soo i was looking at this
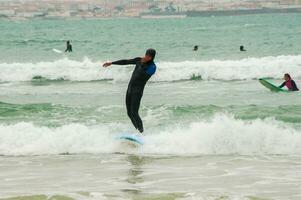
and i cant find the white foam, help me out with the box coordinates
[0,123,117,155]
[0,55,301,82]
[0,115,300,156]
[0,57,129,82]
[155,55,301,81]
[144,115,301,155]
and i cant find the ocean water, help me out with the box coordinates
[1,14,301,200]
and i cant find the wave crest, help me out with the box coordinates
[0,114,300,156]
[0,55,301,82]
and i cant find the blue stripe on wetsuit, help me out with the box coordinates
[145,63,156,76]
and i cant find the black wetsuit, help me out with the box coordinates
[112,57,156,133]
[65,44,72,52]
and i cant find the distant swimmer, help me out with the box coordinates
[279,73,299,91]
[193,45,198,51]
[102,49,157,133]
[240,45,246,52]
[65,41,72,52]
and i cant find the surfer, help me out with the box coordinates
[193,45,198,51]
[240,45,246,52]
[102,49,157,133]
[279,73,299,91]
[65,41,72,52]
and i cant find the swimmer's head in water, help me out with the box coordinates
[284,73,291,81]
[144,48,156,62]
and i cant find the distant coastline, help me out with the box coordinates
[1,0,301,20]
[140,14,187,19]
[185,8,301,17]
[1,8,301,20]
[139,8,301,19]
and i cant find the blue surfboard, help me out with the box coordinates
[117,133,144,145]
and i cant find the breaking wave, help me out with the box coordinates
[0,55,301,82]
[0,114,300,156]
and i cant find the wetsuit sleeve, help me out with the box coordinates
[279,82,285,88]
[291,80,298,90]
[112,57,140,65]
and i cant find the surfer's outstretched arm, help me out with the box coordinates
[279,82,285,88]
[103,58,140,67]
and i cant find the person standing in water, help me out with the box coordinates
[65,41,72,52]
[240,45,246,52]
[102,49,157,133]
[279,73,299,91]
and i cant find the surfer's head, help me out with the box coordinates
[143,48,156,63]
[284,73,291,81]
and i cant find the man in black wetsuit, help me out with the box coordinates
[102,49,157,133]
[65,41,72,52]
[240,45,246,52]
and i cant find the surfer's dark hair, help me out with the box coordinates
[145,48,156,60]
[285,73,291,79]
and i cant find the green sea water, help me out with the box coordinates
[1,14,301,199]
[0,13,300,62]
